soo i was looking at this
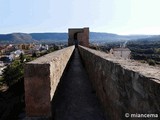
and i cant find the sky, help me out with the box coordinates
[0,0,160,35]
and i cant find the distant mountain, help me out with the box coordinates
[0,32,157,43]
[132,35,160,42]
[127,35,160,45]
[90,33,155,42]
[90,32,120,42]
[0,33,68,43]
[30,33,68,41]
[0,33,36,43]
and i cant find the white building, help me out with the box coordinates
[0,61,4,67]
[0,66,6,76]
[110,48,131,59]
[10,50,24,58]
[14,50,24,57]
[33,44,48,51]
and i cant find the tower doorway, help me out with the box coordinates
[74,32,79,47]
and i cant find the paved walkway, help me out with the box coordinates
[52,48,107,120]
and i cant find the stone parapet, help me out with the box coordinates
[24,46,75,118]
[79,45,160,120]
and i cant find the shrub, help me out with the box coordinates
[2,60,24,86]
[147,59,156,66]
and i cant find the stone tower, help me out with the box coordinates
[68,27,89,47]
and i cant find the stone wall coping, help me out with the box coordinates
[24,45,75,117]
[27,46,75,64]
[79,46,160,82]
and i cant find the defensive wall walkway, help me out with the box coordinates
[51,48,106,120]
[24,45,160,120]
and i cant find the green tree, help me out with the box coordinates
[32,52,37,57]
[2,60,24,86]
[20,53,25,63]
[155,48,160,54]
[147,59,156,66]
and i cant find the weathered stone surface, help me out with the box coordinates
[24,46,75,118]
[79,46,160,120]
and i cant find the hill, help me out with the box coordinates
[0,33,68,43]
[0,32,156,43]
[0,33,36,43]
[30,33,68,41]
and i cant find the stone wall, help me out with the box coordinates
[79,46,160,120]
[24,46,75,118]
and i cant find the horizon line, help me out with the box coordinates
[0,31,160,36]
